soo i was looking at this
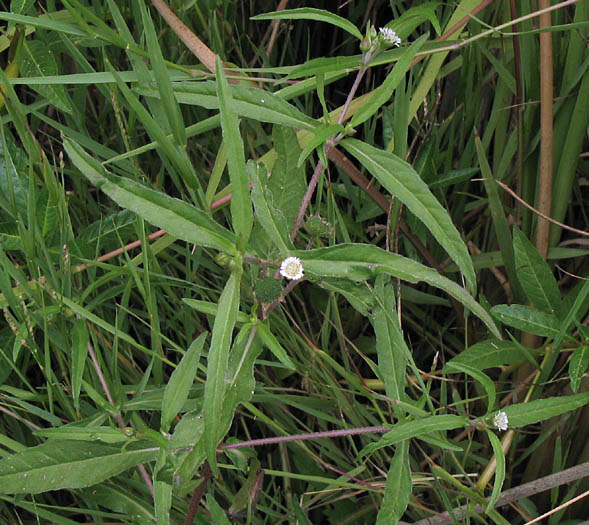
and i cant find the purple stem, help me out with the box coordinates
[221,425,389,450]
[289,66,367,242]
[87,340,154,497]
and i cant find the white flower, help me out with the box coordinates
[280,257,304,280]
[379,27,402,47]
[493,411,509,431]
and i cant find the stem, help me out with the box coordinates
[535,0,554,258]
[221,425,389,450]
[87,341,154,497]
[289,66,367,242]
[183,461,212,525]
[411,461,589,525]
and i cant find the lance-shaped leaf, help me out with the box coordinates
[0,440,158,494]
[341,138,476,295]
[359,414,469,458]
[503,392,589,428]
[146,81,317,130]
[248,160,292,253]
[295,244,499,337]
[161,333,207,432]
[376,441,411,525]
[203,268,242,475]
[491,304,560,337]
[216,55,253,242]
[251,8,363,41]
[513,228,562,317]
[373,278,406,413]
[64,137,237,254]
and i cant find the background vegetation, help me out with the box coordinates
[0,0,587,523]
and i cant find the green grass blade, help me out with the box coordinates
[446,362,496,415]
[373,279,406,413]
[475,136,525,302]
[71,318,89,412]
[138,0,186,146]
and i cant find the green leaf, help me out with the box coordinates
[350,34,427,128]
[71,318,89,411]
[0,440,158,494]
[182,298,250,324]
[256,322,295,370]
[491,304,560,337]
[376,441,411,525]
[138,0,185,146]
[251,8,363,41]
[318,278,375,316]
[555,278,589,350]
[219,325,263,443]
[160,81,317,130]
[513,228,562,316]
[286,56,360,80]
[20,40,73,113]
[207,493,232,524]
[385,3,442,38]
[248,160,292,253]
[428,167,479,189]
[108,66,202,197]
[476,137,524,303]
[33,426,131,444]
[373,279,407,411]
[444,339,533,370]
[569,346,589,393]
[446,362,496,415]
[485,430,505,512]
[297,123,344,168]
[296,244,499,337]
[204,268,241,474]
[36,189,57,241]
[216,55,253,243]
[269,126,308,230]
[161,333,207,432]
[341,139,476,295]
[359,415,469,458]
[154,481,172,525]
[227,458,262,516]
[63,137,237,254]
[169,410,204,454]
[504,392,589,428]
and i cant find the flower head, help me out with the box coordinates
[280,256,304,280]
[379,27,402,47]
[493,411,509,431]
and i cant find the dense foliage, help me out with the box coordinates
[0,1,587,523]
